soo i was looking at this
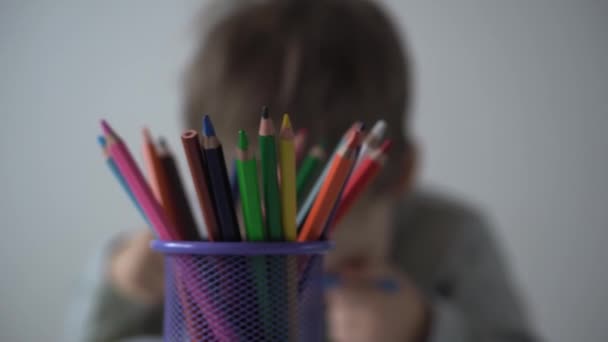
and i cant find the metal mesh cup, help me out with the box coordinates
[151,241,332,342]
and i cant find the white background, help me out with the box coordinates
[1,1,607,341]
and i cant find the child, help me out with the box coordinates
[70,1,538,341]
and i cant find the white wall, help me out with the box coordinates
[0,1,606,341]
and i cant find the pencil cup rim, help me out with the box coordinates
[150,240,333,255]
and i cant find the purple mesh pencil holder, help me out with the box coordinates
[151,240,332,342]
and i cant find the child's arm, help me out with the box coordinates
[66,231,163,342]
[391,194,540,342]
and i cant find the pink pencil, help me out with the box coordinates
[294,128,309,163]
[101,120,175,240]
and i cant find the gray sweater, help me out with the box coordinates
[67,190,539,341]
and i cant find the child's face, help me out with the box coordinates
[325,194,393,272]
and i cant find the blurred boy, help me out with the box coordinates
[70,1,538,341]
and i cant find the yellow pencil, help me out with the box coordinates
[279,113,297,241]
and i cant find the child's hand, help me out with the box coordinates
[326,261,429,342]
[109,230,164,304]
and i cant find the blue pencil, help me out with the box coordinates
[97,136,149,224]
[201,115,241,241]
[229,160,240,204]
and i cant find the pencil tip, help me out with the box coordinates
[158,137,168,148]
[380,139,393,153]
[142,127,152,142]
[345,131,362,150]
[100,119,114,136]
[261,106,269,118]
[371,120,387,137]
[358,121,366,132]
[202,115,216,136]
[281,113,292,130]
[97,135,106,147]
[237,130,249,150]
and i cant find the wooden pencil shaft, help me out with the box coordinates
[204,146,241,241]
[259,134,283,241]
[236,156,266,241]
[331,160,381,232]
[181,131,221,241]
[105,135,175,240]
[158,153,200,241]
[297,154,354,241]
[296,155,321,198]
[279,137,297,241]
[297,133,360,241]
[142,129,163,203]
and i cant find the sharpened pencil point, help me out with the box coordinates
[371,120,387,137]
[100,120,114,136]
[142,127,155,146]
[261,106,269,118]
[202,115,216,136]
[380,139,393,153]
[345,131,362,150]
[281,113,292,130]
[237,130,249,150]
[358,121,366,132]
[158,137,168,148]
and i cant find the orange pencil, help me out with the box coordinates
[142,128,163,203]
[329,140,393,233]
[297,131,361,242]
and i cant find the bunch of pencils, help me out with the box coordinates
[97,107,392,245]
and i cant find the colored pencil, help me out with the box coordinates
[296,122,364,229]
[294,127,309,164]
[355,120,386,168]
[297,131,361,242]
[234,130,273,336]
[101,120,175,240]
[142,128,163,203]
[235,130,266,241]
[279,115,299,340]
[296,144,325,200]
[97,136,148,224]
[259,106,283,241]
[181,130,221,241]
[156,138,200,241]
[229,160,240,204]
[201,115,241,241]
[141,131,209,337]
[279,114,297,241]
[319,141,362,241]
[330,140,393,234]
[157,138,211,337]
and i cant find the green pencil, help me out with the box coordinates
[235,133,273,337]
[296,144,326,201]
[258,106,283,241]
[235,130,266,241]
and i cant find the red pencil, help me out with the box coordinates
[329,140,393,234]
